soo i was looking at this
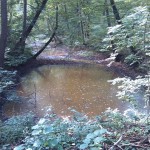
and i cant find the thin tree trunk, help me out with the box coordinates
[64,4,70,30]
[12,0,48,52]
[109,0,121,52]
[0,0,8,68]
[110,0,121,24]
[21,0,27,52]
[76,3,81,38]
[105,0,111,27]
[85,0,90,39]
[77,2,85,44]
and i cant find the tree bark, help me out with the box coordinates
[0,0,8,68]
[31,5,59,59]
[12,0,48,52]
[110,0,122,24]
[64,4,70,30]
[109,0,121,52]
[77,2,85,44]
[21,0,27,52]
[105,0,111,27]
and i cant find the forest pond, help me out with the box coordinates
[4,64,129,117]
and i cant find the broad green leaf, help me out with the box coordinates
[43,126,53,134]
[57,144,63,150]
[83,138,91,144]
[94,137,104,144]
[90,147,100,150]
[32,125,39,130]
[86,133,96,139]
[79,143,88,149]
[94,129,108,136]
[38,118,46,124]
[14,145,25,150]
[32,129,42,135]
[33,140,42,147]
[50,139,58,148]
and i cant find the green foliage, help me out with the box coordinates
[103,6,150,67]
[109,75,150,109]
[80,128,108,150]
[0,113,34,146]
[124,54,142,66]
[0,69,21,102]
[14,111,110,150]
[13,108,150,150]
[0,69,17,93]
[5,49,32,67]
[102,108,127,130]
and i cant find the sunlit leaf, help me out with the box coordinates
[94,137,104,144]
[33,140,42,147]
[79,143,88,149]
[14,145,25,150]
[32,129,42,135]
[86,133,96,139]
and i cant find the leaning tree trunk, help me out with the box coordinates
[0,0,8,68]
[30,5,59,59]
[12,0,48,52]
[110,0,122,24]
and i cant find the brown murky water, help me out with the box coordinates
[4,64,129,117]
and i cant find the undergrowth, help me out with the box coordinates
[0,108,149,150]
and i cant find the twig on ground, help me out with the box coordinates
[122,143,147,149]
[109,135,123,150]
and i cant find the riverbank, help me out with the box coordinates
[17,44,143,79]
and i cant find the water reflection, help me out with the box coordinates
[4,65,129,117]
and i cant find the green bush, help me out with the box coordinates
[14,108,150,150]
[0,113,34,146]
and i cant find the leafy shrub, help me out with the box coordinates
[14,110,111,150]
[103,6,150,68]
[5,48,32,67]
[0,69,17,94]
[109,75,150,111]
[0,113,34,147]
[13,108,150,150]
[0,69,21,102]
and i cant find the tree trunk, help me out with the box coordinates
[31,5,59,59]
[12,0,48,52]
[105,0,111,27]
[109,0,121,53]
[109,0,121,24]
[64,4,70,30]
[0,0,8,68]
[21,0,27,52]
[77,2,85,44]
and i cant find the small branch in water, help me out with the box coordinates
[49,91,51,100]
[34,84,37,108]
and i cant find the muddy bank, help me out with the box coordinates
[17,52,142,79]
[16,42,145,78]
